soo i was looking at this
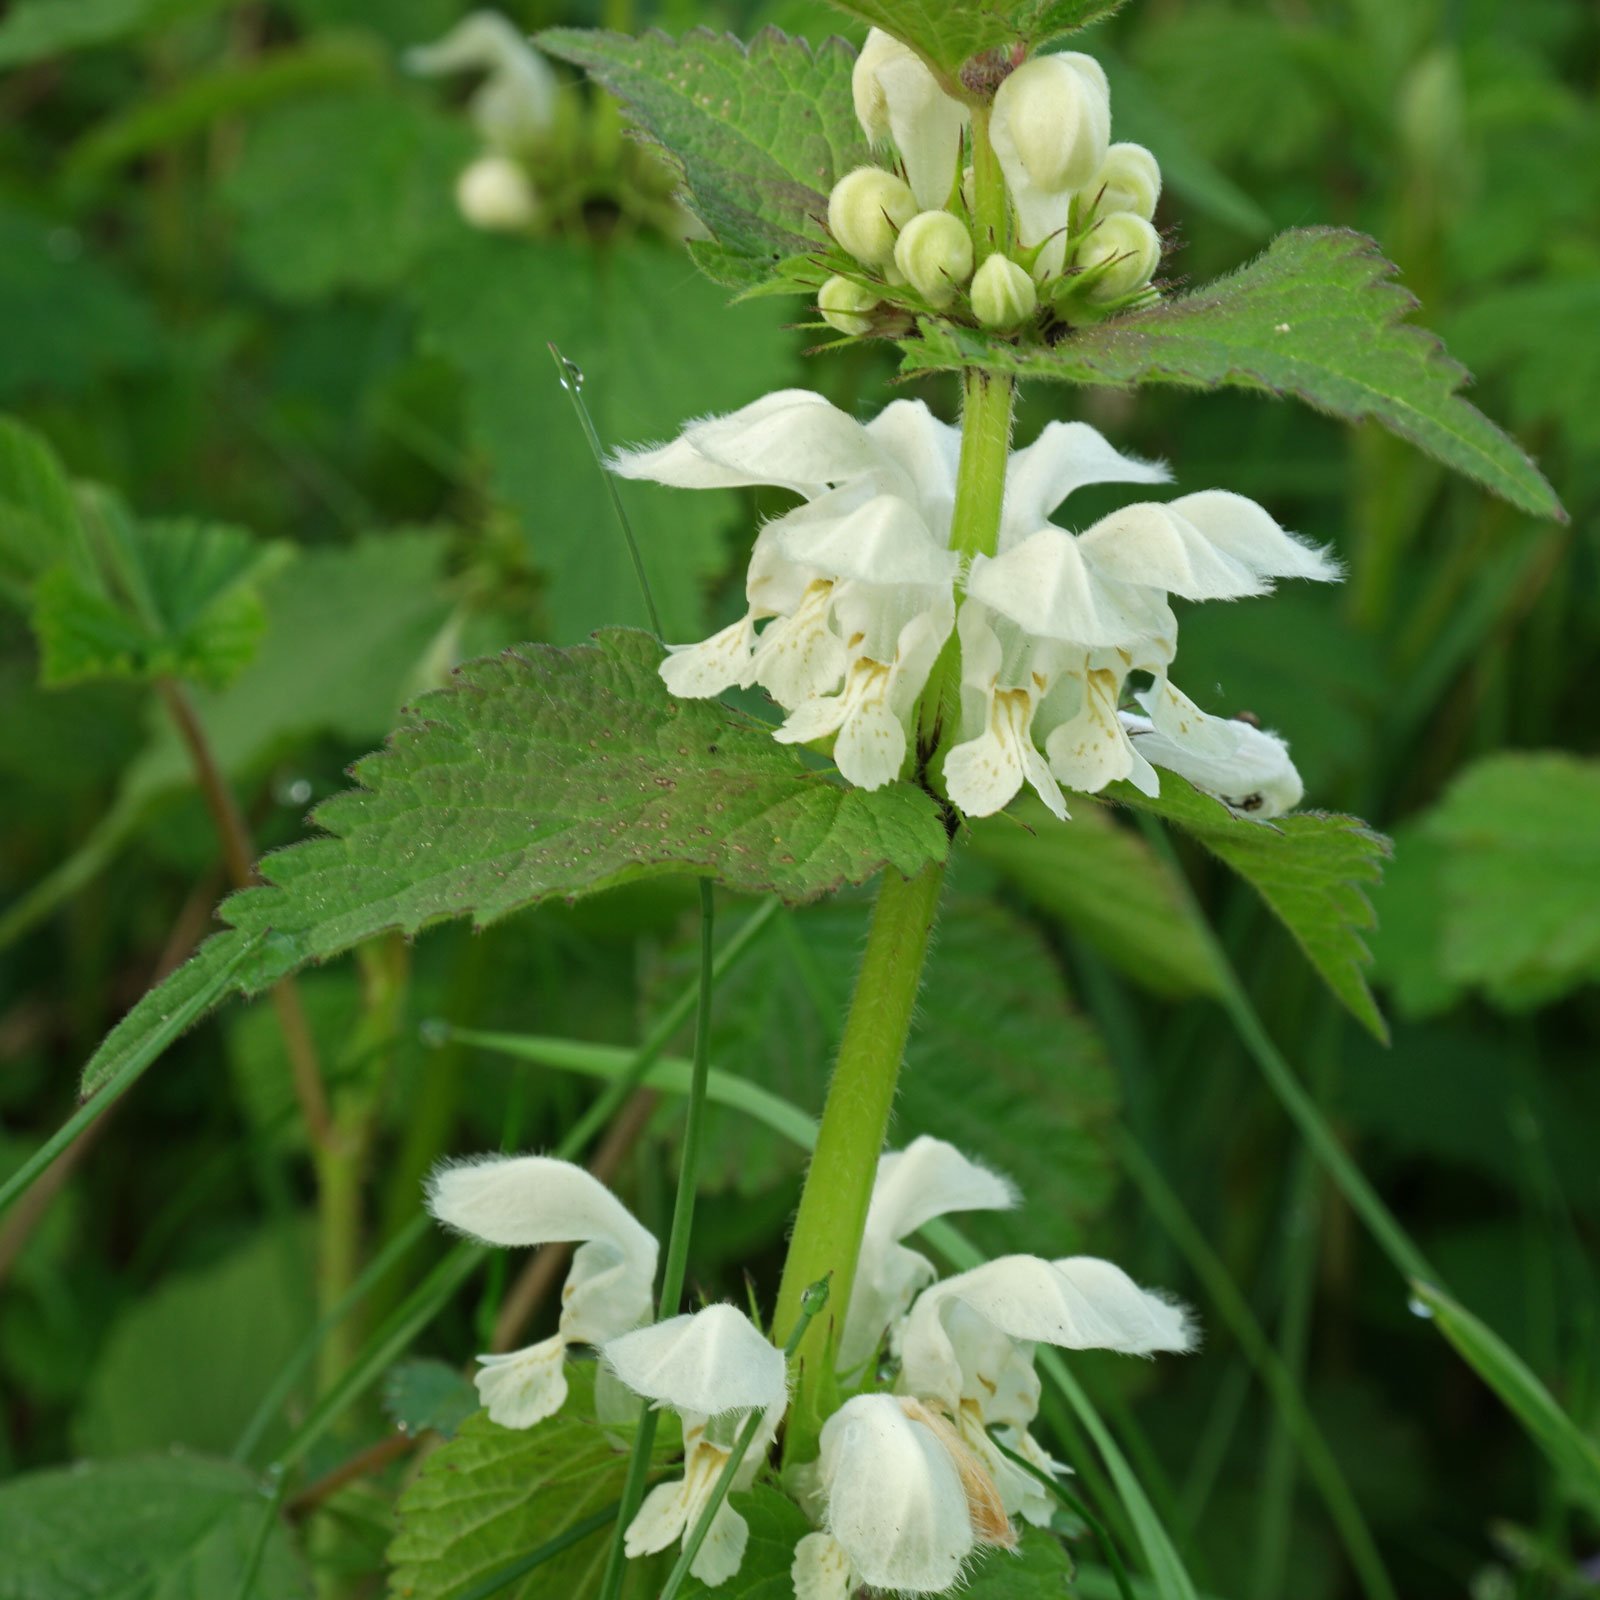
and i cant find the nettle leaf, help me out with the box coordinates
[388,1366,669,1600]
[538,28,868,284]
[902,228,1565,521]
[1098,777,1391,1041]
[0,416,89,604]
[818,0,1127,84]
[970,797,1222,997]
[1412,753,1600,1009]
[0,1454,307,1599]
[80,629,947,1096]
[383,1359,479,1442]
[965,1526,1079,1592]
[33,512,290,689]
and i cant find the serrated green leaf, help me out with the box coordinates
[901,228,1565,521]
[816,0,1127,84]
[33,515,289,689]
[0,205,160,399]
[537,28,868,274]
[387,1366,664,1600]
[1097,777,1391,1040]
[1413,752,1600,1009]
[0,1454,308,1599]
[224,89,474,302]
[1409,1280,1600,1510]
[409,232,792,640]
[80,629,946,1096]
[0,415,89,603]
[383,1358,479,1442]
[970,797,1222,997]
[964,1526,1079,1592]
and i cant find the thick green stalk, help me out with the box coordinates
[772,861,946,1461]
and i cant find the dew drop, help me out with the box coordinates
[419,1018,450,1049]
[1406,1293,1434,1319]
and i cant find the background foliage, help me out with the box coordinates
[1,1,1596,1597]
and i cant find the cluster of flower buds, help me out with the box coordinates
[427,1139,1192,1596]
[818,30,1166,338]
[617,391,1336,823]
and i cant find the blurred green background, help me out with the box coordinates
[1,1,1596,1596]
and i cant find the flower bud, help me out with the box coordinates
[853,29,969,210]
[1087,142,1162,220]
[818,275,881,336]
[1077,212,1162,302]
[990,52,1111,278]
[892,210,974,309]
[828,166,919,269]
[992,53,1111,195]
[455,154,538,231]
[970,253,1038,329]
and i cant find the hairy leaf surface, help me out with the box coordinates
[539,28,868,281]
[80,629,947,1095]
[902,229,1564,520]
[1100,777,1391,1040]
[817,0,1127,83]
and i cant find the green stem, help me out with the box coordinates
[772,861,946,1462]
[597,881,717,1600]
[968,102,1010,262]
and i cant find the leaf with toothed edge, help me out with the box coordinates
[816,0,1130,85]
[901,229,1565,522]
[78,628,948,1097]
[1094,775,1392,1042]
[537,27,869,285]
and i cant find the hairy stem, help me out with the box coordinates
[772,860,946,1462]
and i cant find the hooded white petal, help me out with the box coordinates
[1001,421,1170,543]
[1168,490,1341,584]
[838,1138,1018,1373]
[817,1395,977,1593]
[472,1335,567,1429]
[967,528,1177,649]
[1075,501,1269,601]
[612,391,879,498]
[426,1155,658,1348]
[900,1253,1195,1414]
[1126,680,1305,817]
[853,29,969,209]
[864,399,963,533]
[604,1304,787,1419]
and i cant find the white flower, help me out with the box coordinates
[894,1253,1193,1523]
[1122,678,1306,817]
[944,463,1340,818]
[852,29,969,210]
[1085,142,1162,221]
[426,1155,657,1428]
[991,53,1112,278]
[615,392,964,789]
[838,1136,1018,1375]
[801,1393,1015,1596]
[606,1304,788,1588]
[407,12,558,154]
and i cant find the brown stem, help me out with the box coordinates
[287,1433,416,1517]
[157,678,334,1149]
[489,1087,660,1353]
